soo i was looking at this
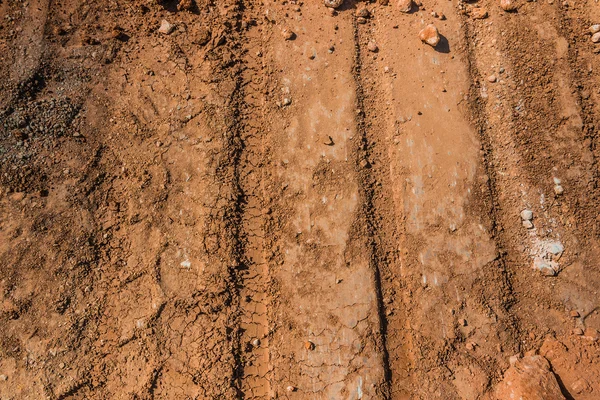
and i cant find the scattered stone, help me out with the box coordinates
[534,258,557,276]
[0,375,6,381]
[59,362,66,369]
[282,28,295,40]
[546,241,564,257]
[590,24,600,34]
[324,0,344,8]
[459,318,467,326]
[471,7,488,19]
[592,32,600,43]
[380,0,390,4]
[520,209,533,221]
[282,97,292,106]
[522,220,534,229]
[437,12,446,20]
[500,0,518,11]
[419,24,440,47]
[158,20,174,35]
[328,45,335,53]
[572,328,583,335]
[252,338,261,347]
[496,356,565,400]
[356,7,371,18]
[357,17,368,24]
[286,385,296,392]
[177,0,194,11]
[367,40,379,52]
[304,341,315,350]
[554,185,564,194]
[569,310,580,318]
[487,74,497,83]
[397,0,414,13]
[466,342,475,350]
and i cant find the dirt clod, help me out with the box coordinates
[471,7,489,19]
[496,356,565,400]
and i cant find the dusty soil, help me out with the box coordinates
[1,0,600,398]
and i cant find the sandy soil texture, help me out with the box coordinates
[1,0,599,399]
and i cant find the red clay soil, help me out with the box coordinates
[0,0,599,399]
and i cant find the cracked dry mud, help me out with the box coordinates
[1,0,600,399]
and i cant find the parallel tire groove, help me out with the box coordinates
[351,18,393,400]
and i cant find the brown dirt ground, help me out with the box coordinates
[1,0,599,399]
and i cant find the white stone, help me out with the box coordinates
[520,209,533,221]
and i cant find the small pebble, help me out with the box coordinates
[522,220,534,229]
[570,310,580,318]
[286,385,296,392]
[252,338,261,347]
[356,7,371,18]
[487,74,497,83]
[592,32,600,43]
[471,7,488,19]
[520,209,533,221]
[466,342,475,350]
[590,24,600,34]
[397,0,414,13]
[367,40,379,52]
[0,375,6,381]
[324,0,344,8]
[500,0,517,11]
[554,185,564,195]
[419,24,440,47]
[459,318,467,326]
[304,341,315,350]
[572,328,584,335]
[282,28,295,40]
[357,17,367,24]
[282,98,292,106]
[158,20,174,35]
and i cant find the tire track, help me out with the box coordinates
[556,4,600,235]
[258,4,388,397]
[359,2,521,397]
[460,0,600,380]
[235,1,273,397]
[352,13,401,400]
